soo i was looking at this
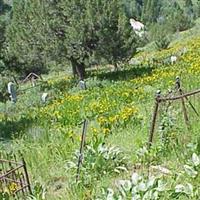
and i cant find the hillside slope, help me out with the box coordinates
[1,28,200,199]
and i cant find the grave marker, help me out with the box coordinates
[79,80,87,90]
[41,92,48,103]
[7,82,17,103]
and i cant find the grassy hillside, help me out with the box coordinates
[1,28,200,199]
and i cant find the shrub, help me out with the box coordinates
[155,35,170,50]
[0,75,9,103]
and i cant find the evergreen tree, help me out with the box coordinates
[0,0,11,71]
[53,0,137,79]
[123,0,143,19]
[185,0,194,18]
[96,5,137,70]
[142,0,161,23]
[5,0,57,74]
[198,0,200,16]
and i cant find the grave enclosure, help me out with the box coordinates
[0,154,32,199]
[148,77,200,149]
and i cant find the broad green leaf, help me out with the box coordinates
[184,165,198,178]
[192,153,200,167]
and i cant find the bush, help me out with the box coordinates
[0,75,9,103]
[175,14,194,32]
[150,24,171,50]
[39,76,75,94]
[0,60,6,71]
[155,35,171,50]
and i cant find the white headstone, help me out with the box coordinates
[170,56,177,65]
[7,82,17,103]
[79,80,86,90]
[41,92,48,103]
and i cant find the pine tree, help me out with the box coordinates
[5,0,137,78]
[53,0,137,79]
[5,0,57,74]
[96,2,137,70]
[142,0,161,23]
[185,0,194,18]
[0,0,11,70]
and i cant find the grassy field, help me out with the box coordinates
[1,30,200,199]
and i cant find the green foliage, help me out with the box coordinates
[0,74,9,103]
[96,6,137,68]
[66,138,128,186]
[0,192,10,200]
[27,182,46,200]
[2,0,199,76]
[39,76,75,94]
[5,0,137,78]
[5,0,58,74]
[185,0,194,18]
[52,0,137,78]
[122,0,143,20]
[142,0,162,23]
[155,36,170,51]
[0,0,11,73]
[150,24,171,50]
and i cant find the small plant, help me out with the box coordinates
[27,182,47,200]
[103,172,168,200]
[155,36,170,51]
[66,138,128,185]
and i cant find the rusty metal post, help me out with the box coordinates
[76,119,88,182]
[176,77,189,127]
[184,94,200,117]
[21,157,32,195]
[148,90,161,150]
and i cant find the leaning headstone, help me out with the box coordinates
[79,80,87,90]
[41,92,48,103]
[7,82,17,103]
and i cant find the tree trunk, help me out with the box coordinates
[114,63,118,71]
[76,62,85,80]
[71,58,78,78]
[71,58,86,80]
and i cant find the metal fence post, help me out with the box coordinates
[76,119,88,182]
[176,77,189,127]
[148,90,161,150]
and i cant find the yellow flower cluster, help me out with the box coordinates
[120,106,138,121]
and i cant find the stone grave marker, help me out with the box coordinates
[41,92,48,103]
[79,80,87,90]
[7,82,17,103]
